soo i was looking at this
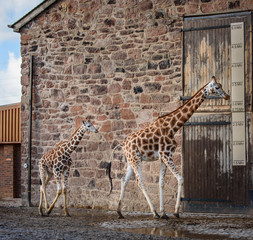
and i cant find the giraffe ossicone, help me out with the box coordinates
[110,76,230,219]
[38,118,98,216]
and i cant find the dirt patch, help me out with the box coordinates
[0,206,253,239]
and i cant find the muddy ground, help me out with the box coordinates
[1,205,253,240]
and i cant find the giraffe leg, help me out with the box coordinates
[117,164,133,219]
[133,163,160,219]
[38,169,53,216]
[43,172,53,210]
[174,174,184,218]
[62,171,70,217]
[159,161,169,219]
[38,170,46,216]
[162,153,183,218]
[46,178,62,216]
[62,188,70,217]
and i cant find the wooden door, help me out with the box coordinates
[182,12,252,212]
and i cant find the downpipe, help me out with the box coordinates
[27,55,33,207]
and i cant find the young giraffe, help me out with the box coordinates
[111,76,230,219]
[38,118,98,216]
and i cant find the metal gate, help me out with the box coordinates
[182,12,252,212]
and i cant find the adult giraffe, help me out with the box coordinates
[110,76,230,219]
[38,118,98,216]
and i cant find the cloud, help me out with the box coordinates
[0,0,43,105]
[0,52,21,105]
[0,0,42,42]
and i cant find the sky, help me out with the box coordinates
[0,0,43,106]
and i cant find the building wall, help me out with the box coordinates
[19,0,252,212]
[0,145,14,198]
[0,144,21,198]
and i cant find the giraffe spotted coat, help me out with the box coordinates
[38,119,98,216]
[112,76,230,219]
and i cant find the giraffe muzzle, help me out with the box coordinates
[223,94,230,100]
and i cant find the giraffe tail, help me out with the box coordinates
[107,144,123,195]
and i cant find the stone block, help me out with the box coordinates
[144,82,161,93]
[88,64,102,74]
[111,51,127,60]
[139,0,153,11]
[112,94,124,105]
[112,120,124,131]
[100,121,112,133]
[120,109,135,120]
[73,64,87,75]
[90,85,108,96]
[87,142,99,152]
[76,95,90,103]
[109,83,121,93]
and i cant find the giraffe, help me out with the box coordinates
[38,118,98,216]
[110,76,230,219]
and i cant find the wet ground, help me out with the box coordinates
[1,204,253,239]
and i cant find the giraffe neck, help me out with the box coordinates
[65,125,87,155]
[159,85,207,134]
[176,88,206,125]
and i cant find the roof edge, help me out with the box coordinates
[8,0,58,33]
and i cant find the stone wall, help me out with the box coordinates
[19,0,252,213]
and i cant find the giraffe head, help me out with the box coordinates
[82,118,98,133]
[204,76,230,100]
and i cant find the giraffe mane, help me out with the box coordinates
[67,126,81,141]
[156,82,208,120]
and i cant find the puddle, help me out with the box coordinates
[100,218,231,239]
[116,227,229,239]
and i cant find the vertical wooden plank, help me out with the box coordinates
[13,108,16,142]
[3,109,5,142]
[18,106,20,142]
[0,104,21,143]
[10,108,13,142]
[0,110,2,142]
[183,13,251,211]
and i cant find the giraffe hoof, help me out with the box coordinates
[161,214,169,220]
[153,211,160,219]
[65,213,71,217]
[117,210,124,219]
[46,210,51,216]
[173,213,180,218]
